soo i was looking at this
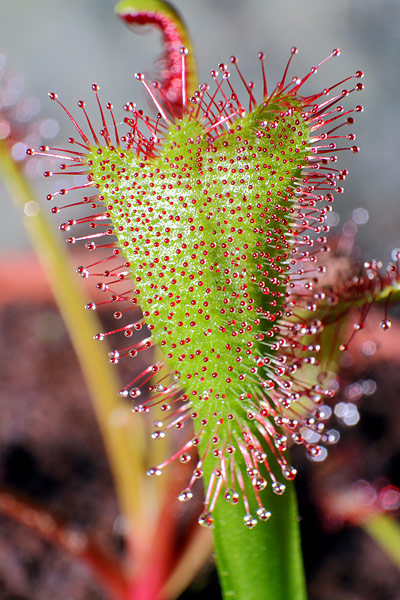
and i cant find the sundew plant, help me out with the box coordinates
[7,0,398,599]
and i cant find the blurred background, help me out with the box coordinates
[0,1,400,599]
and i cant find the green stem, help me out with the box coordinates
[204,452,306,600]
[362,514,400,571]
[0,141,146,534]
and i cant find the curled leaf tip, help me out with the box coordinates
[115,0,198,116]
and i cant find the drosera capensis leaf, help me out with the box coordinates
[36,48,363,526]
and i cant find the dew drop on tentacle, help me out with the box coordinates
[198,511,213,528]
[178,488,193,502]
[380,319,392,331]
[147,467,162,477]
[272,482,286,496]
[243,514,258,529]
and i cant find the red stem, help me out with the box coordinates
[0,485,129,600]
[127,490,179,599]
